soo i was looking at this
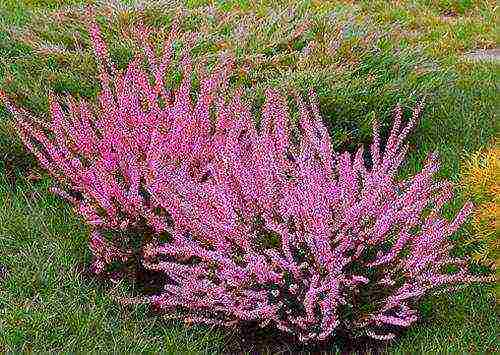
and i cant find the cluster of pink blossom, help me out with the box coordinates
[1,16,493,343]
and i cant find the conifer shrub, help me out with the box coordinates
[461,145,499,268]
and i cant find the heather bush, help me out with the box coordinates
[1,15,494,344]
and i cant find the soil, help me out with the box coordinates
[222,323,391,354]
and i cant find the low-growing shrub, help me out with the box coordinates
[461,145,499,268]
[1,14,494,344]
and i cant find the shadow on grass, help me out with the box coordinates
[222,323,396,354]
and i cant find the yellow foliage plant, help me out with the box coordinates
[461,144,499,269]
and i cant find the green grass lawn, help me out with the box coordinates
[0,0,498,353]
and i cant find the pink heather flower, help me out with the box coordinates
[88,230,132,274]
[0,12,494,344]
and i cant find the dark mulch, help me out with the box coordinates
[221,322,391,354]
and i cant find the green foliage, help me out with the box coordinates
[388,284,497,353]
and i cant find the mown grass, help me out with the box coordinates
[0,174,228,353]
[0,0,498,353]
